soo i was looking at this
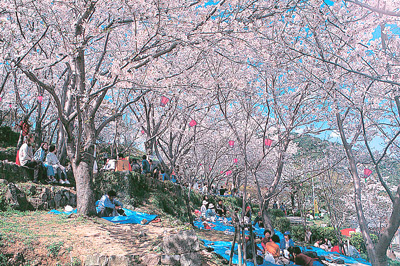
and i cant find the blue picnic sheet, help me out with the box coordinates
[202,239,296,266]
[101,208,157,224]
[49,208,157,225]
[302,246,371,265]
[194,216,283,240]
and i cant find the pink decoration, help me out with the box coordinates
[160,96,169,107]
[233,158,238,164]
[220,171,223,174]
[141,130,145,135]
[37,95,43,103]
[189,119,197,127]
[0,97,2,101]
[364,168,372,178]
[229,140,235,147]
[264,138,273,147]
[209,167,212,170]
[9,104,11,108]
[226,170,232,176]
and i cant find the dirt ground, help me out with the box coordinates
[0,210,233,265]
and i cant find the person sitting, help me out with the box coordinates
[160,170,169,181]
[265,234,281,262]
[254,211,264,228]
[201,200,208,216]
[130,159,141,173]
[244,206,251,224]
[280,231,295,252]
[215,200,227,217]
[45,145,70,184]
[103,156,117,171]
[324,238,332,249]
[261,229,272,254]
[97,190,126,217]
[19,134,43,183]
[288,246,323,266]
[314,239,329,251]
[205,203,217,221]
[34,142,55,182]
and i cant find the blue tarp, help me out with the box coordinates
[302,246,371,265]
[194,216,283,240]
[202,239,294,266]
[101,208,158,225]
[49,208,157,225]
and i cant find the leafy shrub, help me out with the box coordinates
[267,209,285,218]
[274,217,291,234]
[388,259,400,266]
[0,126,19,148]
[291,225,305,242]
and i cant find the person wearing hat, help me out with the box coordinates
[201,200,208,216]
[280,231,295,253]
[205,203,217,220]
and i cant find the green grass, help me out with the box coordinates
[46,241,64,257]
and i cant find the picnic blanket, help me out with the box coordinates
[302,246,371,265]
[202,239,295,266]
[49,208,157,225]
[194,216,283,240]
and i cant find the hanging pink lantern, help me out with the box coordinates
[220,171,223,174]
[37,95,43,103]
[9,104,12,108]
[229,140,235,147]
[160,96,169,107]
[209,167,212,170]
[141,130,145,135]
[364,168,372,178]
[226,170,232,176]
[189,119,197,127]
[264,138,273,147]
[0,97,2,101]
[233,158,238,164]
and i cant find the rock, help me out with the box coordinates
[160,254,180,265]
[180,252,202,266]
[163,230,199,255]
[0,179,8,185]
[84,254,137,266]
[140,254,160,265]
[0,161,33,182]
[54,191,62,208]
[29,185,37,196]
[6,183,34,211]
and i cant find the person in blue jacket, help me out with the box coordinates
[280,231,295,251]
[97,190,126,217]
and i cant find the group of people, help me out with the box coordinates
[18,134,70,185]
[102,154,178,182]
[259,230,323,265]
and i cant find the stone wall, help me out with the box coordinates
[4,180,77,211]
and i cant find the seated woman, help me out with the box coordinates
[97,190,126,217]
[45,145,70,184]
[205,203,217,221]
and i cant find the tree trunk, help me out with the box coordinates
[72,160,96,215]
[336,114,378,263]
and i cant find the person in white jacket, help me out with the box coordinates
[45,145,70,184]
[19,134,43,183]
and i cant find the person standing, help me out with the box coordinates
[19,134,42,183]
[141,155,150,175]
